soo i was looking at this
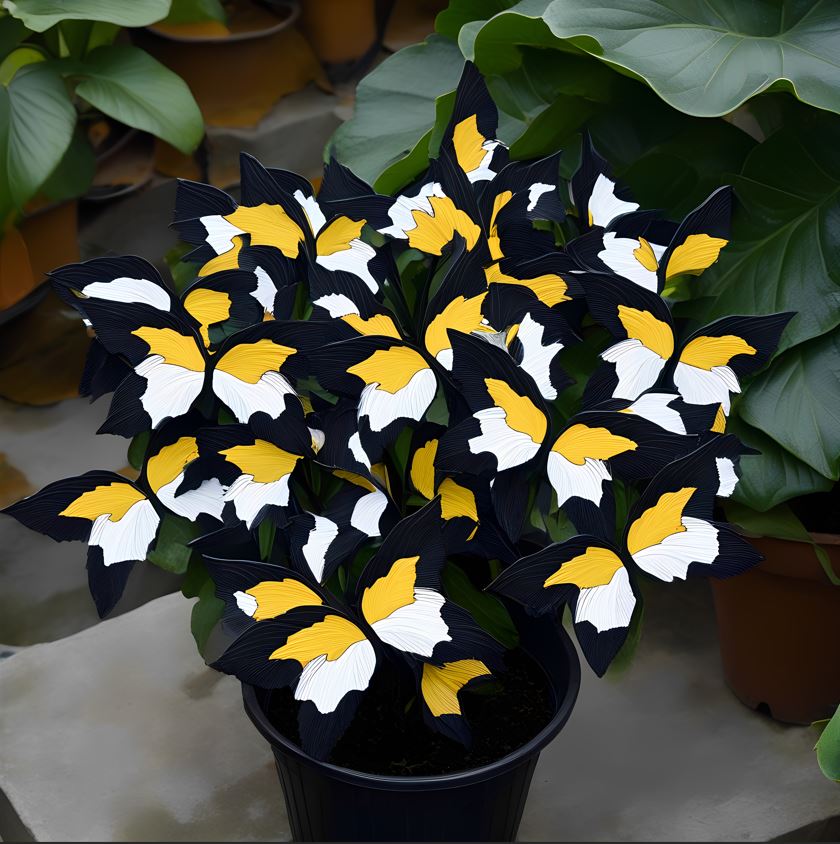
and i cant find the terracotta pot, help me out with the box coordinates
[711,533,840,724]
[0,200,79,319]
[299,0,377,64]
[135,1,325,129]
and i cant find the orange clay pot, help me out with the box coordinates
[134,0,327,177]
[298,0,378,66]
[711,533,840,724]
[0,200,79,317]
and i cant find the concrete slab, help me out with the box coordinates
[0,580,836,841]
[0,397,178,645]
[0,594,286,843]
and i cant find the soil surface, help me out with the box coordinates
[266,648,554,776]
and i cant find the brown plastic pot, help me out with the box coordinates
[711,533,840,724]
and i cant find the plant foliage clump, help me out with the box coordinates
[3,63,792,761]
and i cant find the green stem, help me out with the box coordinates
[414,255,439,336]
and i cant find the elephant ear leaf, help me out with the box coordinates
[74,45,204,155]
[0,63,75,210]
[329,35,466,193]
[538,0,840,118]
[4,0,171,32]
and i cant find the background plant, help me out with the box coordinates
[0,0,204,226]
[331,0,840,542]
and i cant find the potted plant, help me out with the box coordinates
[134,0,326,141]
[711,494,840,724]
[0,0,203,315]
[2,64,792,841]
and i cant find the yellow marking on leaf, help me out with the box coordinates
[551,424,637,465]
[422,659,490,717]
[333,469,376,492]
[60,482,146,523]
[410,439,438,500]
[626,487,696,556]
[452,114,486,174]
[214,338,296,383]
[544,546,624,589]
[132,326,205,372]
[633,237,659,272]
[145,436,198,493]
[439,477,478,535]
[407,195,481,255]
[347,345,429,393]
[712,404,727,433]
[484,378,547,444]
[361,555,420,625]
[424,293,488,357]
[617,306,674,360]
[184,287,231,348]
[225,203,305,259]
[245,579,323,621]
[220,441,302,483]
[487,190,513,260]
[485,262,571,307]
[342,313,401,338]
[679,335,756,371]
[199,235,244,276]
[316,216,366,256]
[270,614,366,666]
[665,234,728,280]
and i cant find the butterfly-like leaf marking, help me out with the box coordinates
[490,536,635,676]
[2,471,160,617]
[440,61,508,184]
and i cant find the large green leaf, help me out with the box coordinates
[191,576,223,656]
[147,512,200,574]
[164,0,226,25]
[698,112,840,352]
[0,62,75,210]
[537,0,840,118]
[329,35,464,189]
[73,45,203,154]
[443,562,519,649]
[458,0,558,73]
[4,0,171,32]
[39,128,95,201]
[434,0,516,40]
[816,705,840,782]
[739,330,840,481]
[726,416,833,511]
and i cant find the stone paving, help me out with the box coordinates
[1,579,837,842]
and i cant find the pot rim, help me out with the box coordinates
[145,0,298,43]
[734,526,840,547]
[241,623,581,790]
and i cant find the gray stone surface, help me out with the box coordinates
[0,594,287,843]
[79,179,179,273]
[1,580,837,842]
[206,84,343,186]
[0,397,178,646]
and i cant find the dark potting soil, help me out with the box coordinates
[789,488,840,534]
[265,648,553,776]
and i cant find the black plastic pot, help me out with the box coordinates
[242,612,581,842]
